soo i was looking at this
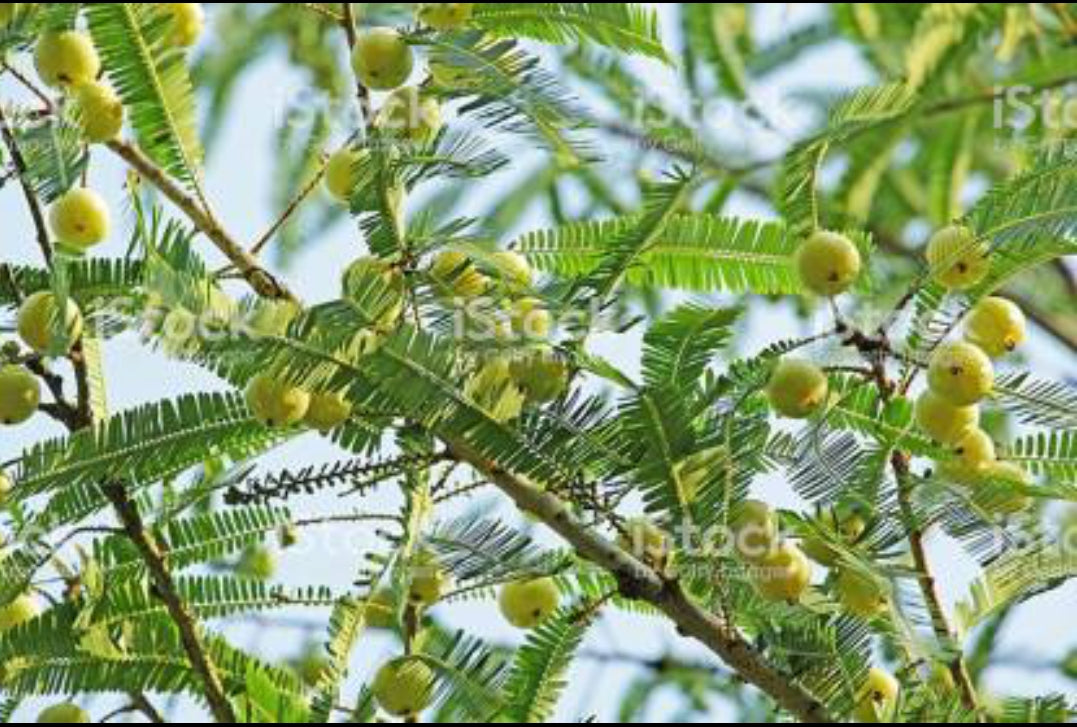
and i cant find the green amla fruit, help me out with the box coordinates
[375,87,443,144]
[952,427,997,473]
[408,550,451,607]
[795,230,862,297]
[163,3,205,47]
[364,589,397,630]
[914,389,979,445]
[731,499,780,563]
[294,647,330,688]
[509,351,569,404]
[417,3,475,30]
[324,148,367,203]
[0,594,39,632]
[34,31,100,89]
[510,298,552,341]
[801,504,867,567]
[36,703,90,724]
[490,250,533,291]
[753,542,812,603]
[964,296,1027,359]
[304,392,353,432]
[17,291,84,354]
[245,373,311,427]
[766,358,829,419]
[926,225,990,290]
[499,577,560,629]
[834,568,889,619]
[49,187,111,251]
[237,546,276,581]
[465,358,526,422]
[974,461,1033,515]
[853,668,900,723]
[672,446,727,504]
[429,251,490,299]
[927,341,994,406]
[352,28,414,91]
[0,471,12,506]
[0,366,41,426]
[371,656,435,718]
[341,256,405,327]
[73,81,124,143]
[247,299,303,338]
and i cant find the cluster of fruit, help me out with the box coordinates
[361,544,560,718]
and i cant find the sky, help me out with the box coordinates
[1,3,1074,722]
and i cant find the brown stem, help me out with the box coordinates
[448,441,833,723]
[106,139,294,301]
[0,103,53,266]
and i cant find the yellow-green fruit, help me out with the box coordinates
[914,389,979,445]
[237,546,276,581]
[499,577,560,629]
[295,648,330,688]
[964,296,1027,358]
[372,657,435,718]
[245,373,311,427]
[491,251,533,290]
[430,251,490,299]
[466,357,526,422]
[341,256,405,327]
[754,543,812,603]
[375,87,443,143]
[673,446,727,504]
[408,551,451,607]
[37,704,89,724]
[17,291,84,354]
[0,366,41,426]
[766,359,829,419]
[976,461,1033,515]
[509,352,568,404]
[73,81,124,143]
[795,230,862,297]
[352,28,414,91]
[0,594,39,632]
[163,3,205,47]
[618,517,669,564]
[49,188,111,251]
[801,506,867,567]
[952,428,997,473]
[853,668,900,723]
[0,471,12,506]
[247,299,302,338]
[364,589,396,630]
[510,298,551,341]
[417,3,475,30]
[324,148,366,203]
[835,568,889,619]
[304,392,352,432]
[34,31,100,88]
[732,499,780,563]
[927,342,994,406]
[926,225,990,290]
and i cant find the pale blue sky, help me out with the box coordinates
[1,4,1074,721]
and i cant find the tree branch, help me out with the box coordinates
[105,139,294,301]
[447,441,833,723]
[0,103,53,266]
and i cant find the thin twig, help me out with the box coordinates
[0,103,53,266]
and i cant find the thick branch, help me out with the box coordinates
[106,139,294,301]
[448,442,832,723]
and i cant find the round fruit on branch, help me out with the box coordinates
[374,87,443,144]
[324,148,366,203]
[926,225,990,290]
[303,391,353,433]
[927,341,994,406]
[352,27,414,91]
[34,31,100,88]
[245,373,311,427]
[429,250,490,300]
[765,358,829,419]
[417,3,475,30]
[731,499,780,563]
[0,365,41,426]
[17,291,84,355]
[36,703,90,724]
[49,187,111,251]
[509,351,569,404]
[834,567,889,619]
[752,542,812,603]
[800,503,867,567]
[853,668,900,723]
[372,656,435,718]
[499,577,560,629]
[163,3,205,47]
[964,296,1027,359]
[236,546,276,581]
[73,81,124,143]
[0,593,39,632]
[795,230,862,297]
[408,550,451,607]
[490,250,533,292]
[914,389,979,445]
